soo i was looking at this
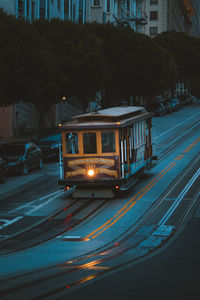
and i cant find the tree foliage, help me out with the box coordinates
[0,8,57,113]
[191,77,200,98]
[0,8,200,123]
[33,19,105,111]
[155,32,200,80]
[85,23,177,107]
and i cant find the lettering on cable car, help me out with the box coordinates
[68,158,115,166]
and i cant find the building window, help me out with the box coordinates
[93,0,100,6]
[149,27,158,36]
[150,11,158,20]
[150,0,158,4]
[40,8,45,19]
[47,0,50,19]
[64,0,69,19]
[18,0,25,17]
[107,0,110,12]
[57,0,61,10]
[31,1,35,20]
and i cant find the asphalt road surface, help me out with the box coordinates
[68,203,200,300]
[0,102,199,300]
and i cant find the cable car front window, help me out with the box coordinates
[83,133,97,154]
[101,131,115,153]
[65,132,79,154]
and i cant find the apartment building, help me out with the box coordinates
[142,0,196,98]
[143,0,195,37]
[0,0,40,20]
[87,0,146,31]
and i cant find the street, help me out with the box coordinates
[0,101,199,299]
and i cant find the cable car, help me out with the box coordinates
[58,106,155,198]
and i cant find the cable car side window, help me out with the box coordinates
[83,133,97,154]
[101,132,115,153]
[65,132,79,154]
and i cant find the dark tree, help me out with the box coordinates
[155,32,200,80]
[86,23,177,108]
[0,8,58,125]
[33,19,105,112]
[191,77,200,98]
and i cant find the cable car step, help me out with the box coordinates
[120,178,138,191]
[72,188,114,199]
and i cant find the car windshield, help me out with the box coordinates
[1,144,25,156]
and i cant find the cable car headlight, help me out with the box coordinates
[87,169,95,177]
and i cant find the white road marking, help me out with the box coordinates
[154,111,200,140]
[26,191,64,215]
[158,168,200,226]
[9,190,63,215]
[0,190,64,230]
[140,235,164,248]
[0,216,23,230]
[62,236,81,239]
[152,225,174,237]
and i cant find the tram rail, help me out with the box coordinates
[0,151,199,299]
[0,199,109,256]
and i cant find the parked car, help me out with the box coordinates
[186,94,194,105]
[179,94,188,106]
[0,156,7,183]
[34,130,62,160]
[0,142,43,175]
[163,100,173,113]
[167,98,181,111]
[146,102,166,116]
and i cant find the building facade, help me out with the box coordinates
[0,0,40,20]
[0,1,146,27]
[143,0,195,37]
[87,0,146,32]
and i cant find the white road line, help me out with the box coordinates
[62,236,81,239]
[9,190,63,214]
[0,190,65,230]
[154,111,200,140]
[158,168,200,226]
[26,192,64,215]
[0,216,23,230]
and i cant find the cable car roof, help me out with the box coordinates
[60,106,153,130]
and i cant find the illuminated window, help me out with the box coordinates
[83,133,97,154]
[65,132,79,154]
[101,132,115,153]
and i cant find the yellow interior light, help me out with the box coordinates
[88,169,94,176]
[59,123,62,127]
